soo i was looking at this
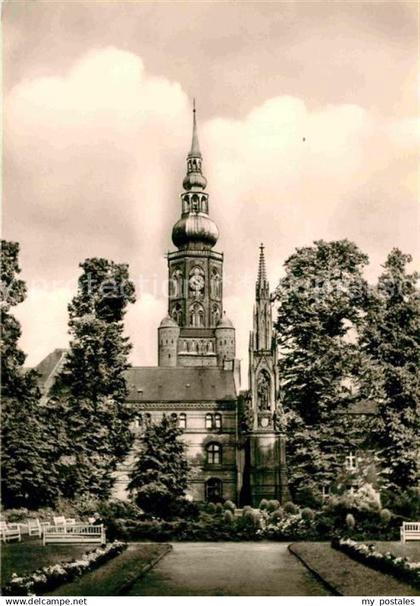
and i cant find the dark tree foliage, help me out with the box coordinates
[273,240,372,495]
[128,415,190,518]
[361,249,420,489]
[1,240,59,507]
[50,258,136,498]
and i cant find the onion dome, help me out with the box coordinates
[159,316,179,328]
[216,313,235,329]
[172,213,219,250]
[183,171,207,191]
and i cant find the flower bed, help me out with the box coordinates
[332,538,420,589]
[2,541,127,596]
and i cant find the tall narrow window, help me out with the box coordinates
[189,302,204,327]
[214,413,222,429]
[206,443,222,465]
[179,413,187,429]
[171,303,183,325]
[205,413,213,429]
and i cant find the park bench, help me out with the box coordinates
[27,518,42,537]
[400,521,420,543]
[0,521,21,542]
[43,523,106,545]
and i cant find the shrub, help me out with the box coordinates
[346,513,355,529]
[98,499,143,521]
[3,508,29,522]
[215,503,224,514]
[301,507,315,522]
[353,484,381,513]
[382,487,420,520]
[207,502,217,514]
[269,508,284,523]
[73,495,102,518]
[380,508,392,524]
[242,505,252,514]
[223,510,234,524]
[223,500,235,512]
[243,509,261,528]
[294,485,323,509]
[284,502,298,515]
[259,499,269,510]
[267,500,280,512]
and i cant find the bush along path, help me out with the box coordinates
[332,538,420,589]
[289,542,420,596]
[46,543,172,596]
[2,541,127,596]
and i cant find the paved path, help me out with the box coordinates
[128,542,332,596]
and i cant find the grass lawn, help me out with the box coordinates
[46,543,171,596]
[289,542,420,596]
[1,539,93,587]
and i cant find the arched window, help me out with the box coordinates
[191,194,199,212]
[206,443,222,465]
[171,303,183,325]
[170,413,178,425]
[214,413,222,429]
[257,369,271,411]
[210,267,221,299]
[205,413,213,429]
[189,302,204,327]
[170,268,183,298]
[145,413,152,427]
[179,413,187,429]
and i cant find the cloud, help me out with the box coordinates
[4,47,418,382]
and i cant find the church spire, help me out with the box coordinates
[257,243,267,286]
[256,243,269,299]
[189,98,202,159]
[252,243,273,351]
[183,101,207,192]
[172,101,218,250]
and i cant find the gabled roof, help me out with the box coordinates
[126,366,237,402]
[35,348,67,389]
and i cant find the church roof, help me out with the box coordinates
[126,366,237,402]
[34,348,67,389]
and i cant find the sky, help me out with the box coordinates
[3,0,419,383]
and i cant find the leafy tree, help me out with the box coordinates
[1,240,59,507]
[273,240,371,495]
[128,415,190,518]
[50,258,136,498]
[361,249,420,489]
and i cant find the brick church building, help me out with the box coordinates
[36,107,289,506]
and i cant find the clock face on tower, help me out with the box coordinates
[189,267,205,297]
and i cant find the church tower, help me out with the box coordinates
[247,244,288,505]
[158,103,236,368]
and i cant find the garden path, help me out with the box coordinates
[128,541,332,596]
